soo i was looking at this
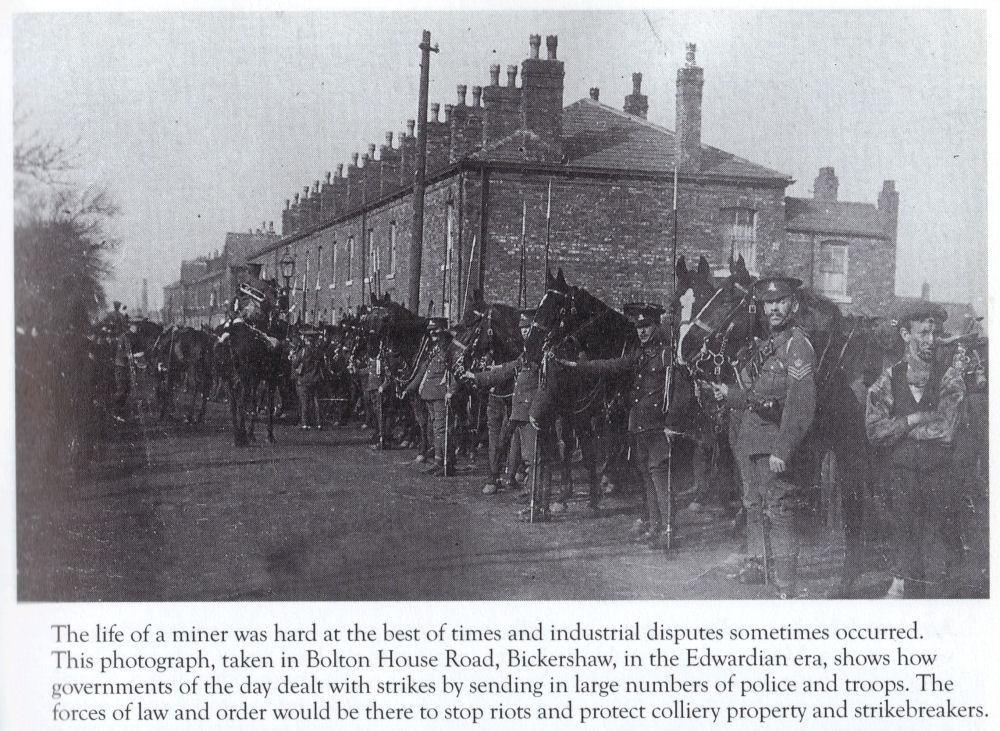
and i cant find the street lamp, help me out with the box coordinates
[280,251,295,295]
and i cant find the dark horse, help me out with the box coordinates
[447,294,523,458]
[150,325,215,423]
[361,293,427,447]
[216,319,283,445]
[676,254,879,596]
[524,269,638,514]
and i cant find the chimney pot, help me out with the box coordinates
[472,86,482,107]
[303,186,310,197]
[313,180,320,193]
[361,153,370,165]
[351,152,359,165]
[490,64,501,86]
[385,131,394,146]
[430,102,440,121]
[406,119,415,135]
[285,199,290,210]
[632,72,643,94]
[293,193,300,204]
[506,65,518,87]
[444,103,454,122]
[457,84,467,105]
[368,143,376,156]
[529,34,541,59]
[589,87,600,101]
[685,42,697,67]
[325,171,331,183]
[269,221,274,232]
[546,34,558,60]
[336,163,344,177]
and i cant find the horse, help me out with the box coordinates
[524,268,638,515]
[448,294,523,461]
[675,254,882,596]
[149,324,215,424]
[360,293,427,447]
[216,319,283,445]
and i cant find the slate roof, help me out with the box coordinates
[224,231,279,265]
[785,197,889,239]
[560,98,791,181]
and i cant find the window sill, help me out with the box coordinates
[385,273,395,280]
[346,280,353,286]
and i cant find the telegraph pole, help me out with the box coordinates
[407,30,439,314]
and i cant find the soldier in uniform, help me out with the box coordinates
[292,328,329,430]
[404,317,456,475]
[558,303,676,543]
[707,276,816,597]
[866,302,966,598]
[462,310,540,503]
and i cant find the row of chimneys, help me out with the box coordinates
[280,37,706,237]
[247,221,276,236]
[813,166,899,237]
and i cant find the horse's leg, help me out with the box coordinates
[229,379,245,445]
[197,365,210,423]
[247,380,260,442]
[581,428,601,513]
[828,438,866,598]
[267,381,276,443]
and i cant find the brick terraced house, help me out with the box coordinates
[165,36,899,324]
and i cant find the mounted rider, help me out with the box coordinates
[707,275,817,598]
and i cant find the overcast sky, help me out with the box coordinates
[13,10,987,314]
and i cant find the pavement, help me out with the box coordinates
[15,401,988,601]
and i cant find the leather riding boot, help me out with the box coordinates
[773,556,798,599]
[737,557,766,585]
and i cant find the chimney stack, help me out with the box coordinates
[519,33,564,157]
[813,167,838,202]
[879,180,899,241]
[624,71,648,119]
[589,87,600,101]
[483,62,521,146]
[676,43,704,172]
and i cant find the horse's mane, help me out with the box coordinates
[794,288,844,343]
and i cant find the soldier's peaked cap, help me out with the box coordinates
[623,302,665,327]
[427,316,450,332]
[754,276,802,302]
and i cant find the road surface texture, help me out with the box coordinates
[17,401,988,601]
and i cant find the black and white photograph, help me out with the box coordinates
[11,9,988,604]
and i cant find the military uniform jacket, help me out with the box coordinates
[727,324,816,462]
[407,343,453,401]
[572,329,671,434]
[474,354,539,422]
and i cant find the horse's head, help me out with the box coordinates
[524,268,570,363]
[673,255,756,379]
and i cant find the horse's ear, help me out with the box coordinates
[556,268,566,287]
[676,256,688,281]
[734,255,748,277]
[697,256,711,280]
[545,269,555,287]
